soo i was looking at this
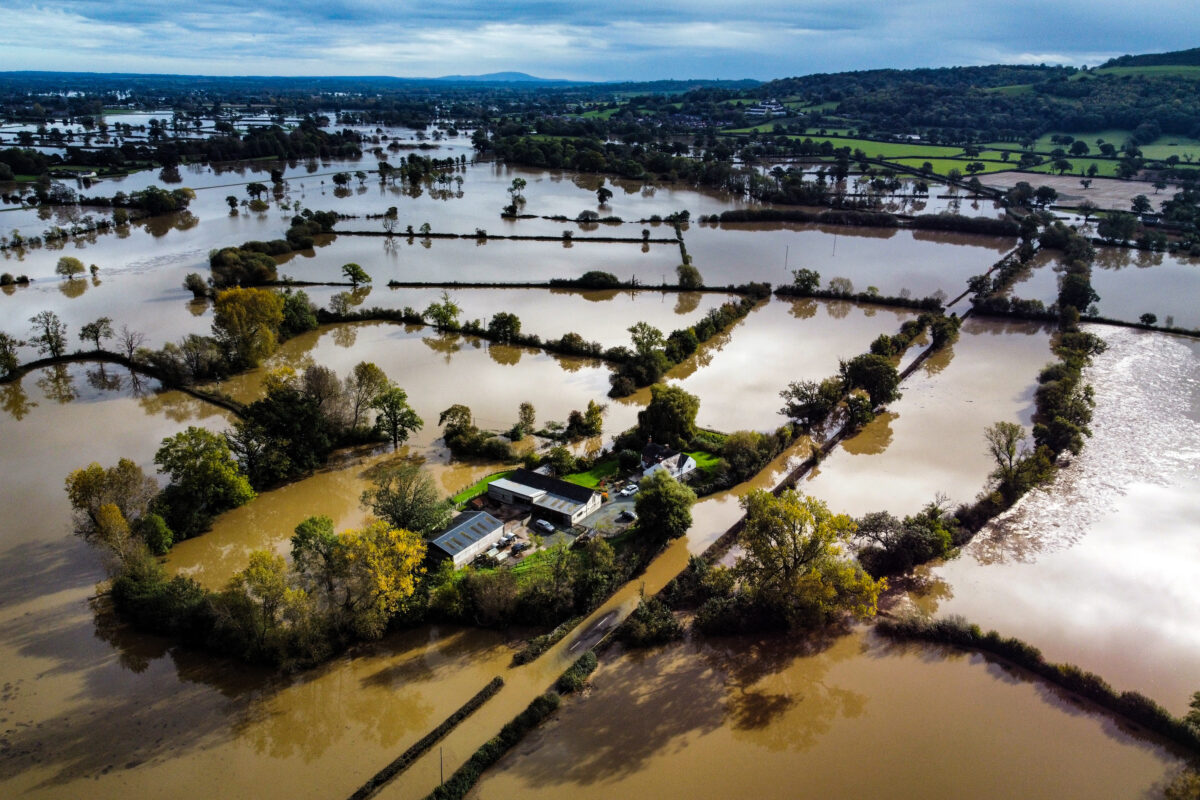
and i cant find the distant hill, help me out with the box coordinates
[432,72,571,84]
[1100,47,1200,68]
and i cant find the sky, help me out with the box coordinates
[1,1,1197,81]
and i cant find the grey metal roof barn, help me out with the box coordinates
[430,511,505,566]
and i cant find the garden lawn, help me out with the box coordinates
[564,458,619,489]
[451,470,513,506]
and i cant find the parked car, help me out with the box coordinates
[619,484,639,497]
[533,519,556,534]
[512,542,530,554]
[617,509,638,522]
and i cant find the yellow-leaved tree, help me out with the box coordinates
[735,488,884,629]
[340,521,426,638]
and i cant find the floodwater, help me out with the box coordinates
[1091,247,1200,330]
[1006,247,1200,330]
[308,285,735,350]
[2,146,1198,800]
[472,630,1186,800]
[214,321,636,445]
[649,296,917,433]
[271,234,680,285]
[924,328,1200,712]
[686,222,1012,297]
[802,316,1055,517]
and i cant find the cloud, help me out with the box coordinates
[2,0,1198,79]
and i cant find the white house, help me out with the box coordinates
[641,443,697,481]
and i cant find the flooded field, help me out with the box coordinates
[924,328,1200,712]
[651,296,916,433]
[473,630,1186,800]
[2,142,1199,800]
[687,222,1012,296]
[803,316,1054,517]
[304,284,736,349]
[1091,247,1200,330]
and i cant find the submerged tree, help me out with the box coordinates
[735,489,883,628]
[361,462,452,537]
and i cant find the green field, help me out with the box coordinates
[780,135,967,159]
[890,157,1014,177]
[685,450,722,479]
[985,84,1036,96]
[1023,158,1123,178]
[1090,65,1200,78]
[578,106,622,120]
[983,130,1200,162]
[450,470,513,506]
[724,121,784,133]
[564,459,619,489]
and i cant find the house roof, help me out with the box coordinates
[642,442,679,465]
[506,468,598,504]
[431,511,504,557]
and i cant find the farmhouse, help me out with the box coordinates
[641,442,697,480]
[487,468,602,526]
[430,511,506,568]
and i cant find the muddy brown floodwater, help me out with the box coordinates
[472,630,1186,800]
[922,328,1200,713]
[2,152,1197,800]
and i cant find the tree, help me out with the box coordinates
[79,316,114,350]
[336,521,426,637]
[628,322,665,356]
[676,263,703,289]
[1139,313,1157,326]
[828,276,853,295]
[1034,185,1058,208]
[1070,140,1090,157]
[279,289,318,338]
[226,195,239,211]
[28,310,67,358]
[65,457,157,538]
[1097,212,1139,244]
[1077,200,1099,221]
[361,462,452,537]
[735,489,882,628]
[245,182,268,200]
[508,177,526,202]
[371,385,423,450]
[596,182,613,206]
[55,256,85,281]
[582,399,604,436]
[984,421,1027,493]
[638,384,700,451]
[840,353,900,406]
[791,268,820,293]
[345,361,389,431]
[488,312,521,343]
[423,291,461,331]
[212,287,284,367]
[225,550,294,650]
[779,378,839,428]
[518,401,536,436]
[0,332,21,378]
[155,426,255,535]
[117,325,146,361]
[1130,194,1153,215]
[184,272,208,298]
[634,470,697,545]
[341,263,371,288]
